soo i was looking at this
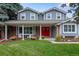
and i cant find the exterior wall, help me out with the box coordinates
[51,26,56,38]
[17,9,66,21]
[17,26,37,38]
[0,26,5,40]
[19,12,27,20]
[16,25,54,38]
[59,12,66,20]
[56,25,60,35]
[77,24,79,36]
[8,26,16,39]
[44,11,66,20]
[36,26,40,36]
[38,14,44,20]
[18,11,38,20]
[60,23,78,37]
[5,23,79,39]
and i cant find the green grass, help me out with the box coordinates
[0,40,79,56]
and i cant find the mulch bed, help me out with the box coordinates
[0,39,21,44]
[62,38,79,42]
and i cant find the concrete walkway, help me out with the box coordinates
[49,40,79,44]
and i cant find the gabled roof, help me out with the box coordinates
[43,7,66,14]
[18,7,39,14]
[57,16,78,25]
[18,7,66,14]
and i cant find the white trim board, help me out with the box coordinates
[62,23,77,33]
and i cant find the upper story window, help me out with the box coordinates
[56,12,61,20]
[46,13,52,20]
[20,12,26,20]
[22,16,24,19]
[30,13,35,20]
[63,24,76,33]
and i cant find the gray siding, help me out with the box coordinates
[51,26,56,38]
[18,11,38,20]
[38,14,44,20]
[61,13,66,20]
[60,23,78,36]
[44,11,56,20]
[44,11,66,20]
[18,9,66,20]
[26,11,30,20]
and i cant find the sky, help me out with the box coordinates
[20,3,73,18]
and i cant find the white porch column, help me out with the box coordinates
[39,25,42,40]
[5,25,8,40]
[22,25,24,40]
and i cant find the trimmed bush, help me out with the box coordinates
[42,36,45,39]
[55,34,62,42]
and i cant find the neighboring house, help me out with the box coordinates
[0,7,78,41]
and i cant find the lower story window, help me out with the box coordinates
[24,27,32,34]
[64,25,75,33]
[18,27,32,34]
[19,27,22,34]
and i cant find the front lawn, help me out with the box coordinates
[0,40,79,56]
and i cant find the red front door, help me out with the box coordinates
[42,27,50,37]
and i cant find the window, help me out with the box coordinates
[56,12,61,20]
[72,25,75,32]
[46,13,52,20]
[47,14,51,18]
[20,12,26,20]
[19,27,22,34]
[31,16,34,19]
[24,27,32,34]
[63,25,75,33]
[30,13,35,20]
[64,25,67,32]
[22,16,24,19]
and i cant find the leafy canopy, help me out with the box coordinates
[61,3,79,16]
[0,3,23,20]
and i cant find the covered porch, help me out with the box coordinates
[4,20,61,40]
[0,21,5,40]
[16,25,57,40]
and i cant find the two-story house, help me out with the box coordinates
[0,7,78,41]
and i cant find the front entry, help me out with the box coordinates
[42,27,50,37]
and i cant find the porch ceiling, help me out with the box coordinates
[4,20,65,25]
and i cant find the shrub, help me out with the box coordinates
[55,34,62,42]
[11,38,16,41]
[61,35,63,39]
[42,36,45,39]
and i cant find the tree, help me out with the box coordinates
[61,3,79,16]
[0,3,23,20]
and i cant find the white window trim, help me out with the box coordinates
[63,23,77,33]
[18,26,33,35]
[24,27,33,34]
[20,12,26,20]
[46,13,52,20]
[56,12,61,20]
[30,13,36,20]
